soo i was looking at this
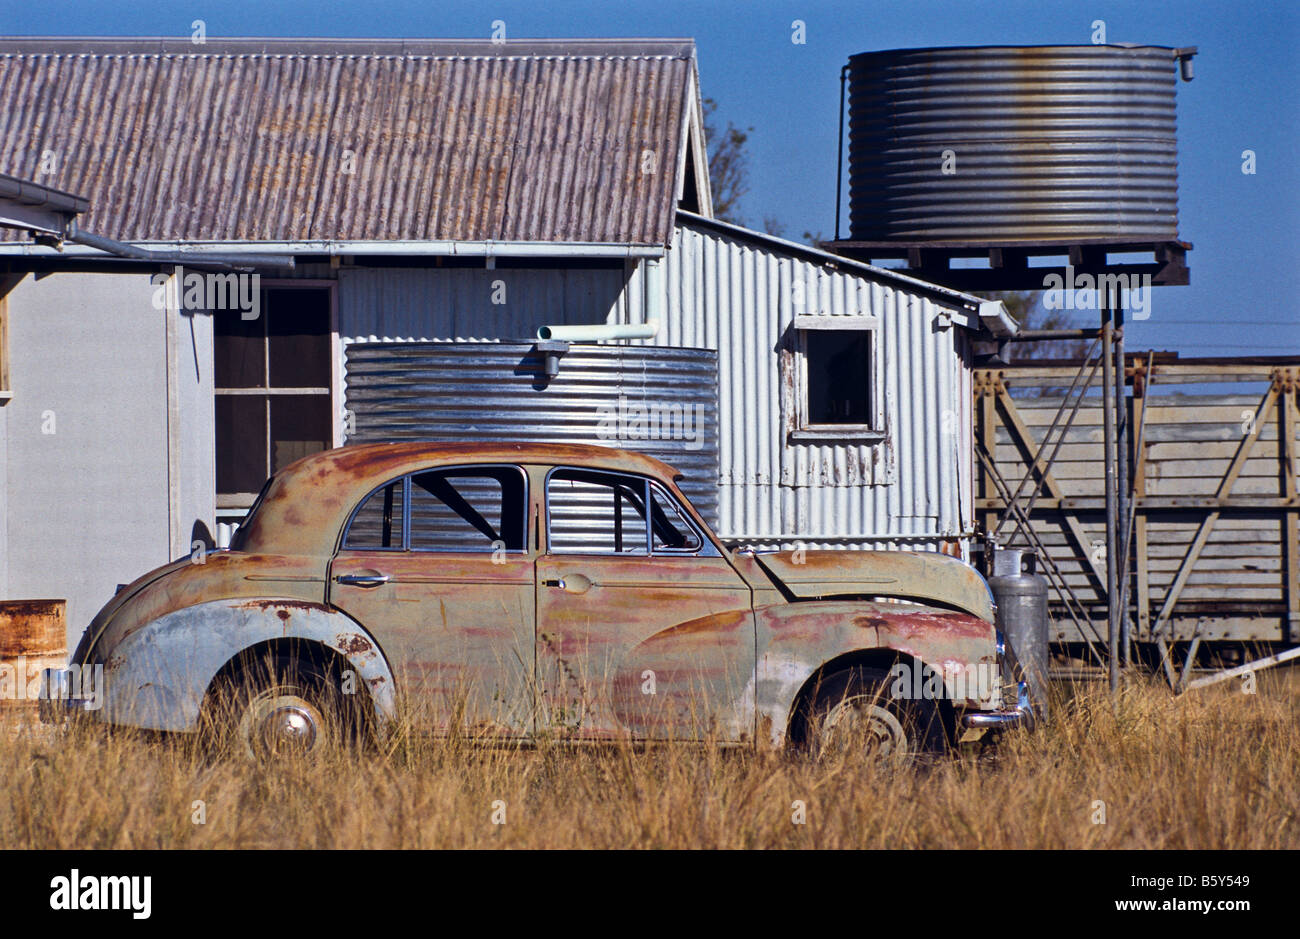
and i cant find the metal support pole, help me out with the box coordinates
[1102,305,1119,694]
[1114,293,1131,667]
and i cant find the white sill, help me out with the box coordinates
[789,425,887,444]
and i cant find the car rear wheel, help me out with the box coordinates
[797,665,947,766]
[205,658,362,762]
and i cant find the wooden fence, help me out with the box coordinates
[975,355,1299,653]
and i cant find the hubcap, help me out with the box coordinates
[262,704,318,753]
[239,691,326,760]
[819,695,911,761]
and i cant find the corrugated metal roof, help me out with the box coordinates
[0,38,696,245]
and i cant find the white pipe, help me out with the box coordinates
[536,321,659,342]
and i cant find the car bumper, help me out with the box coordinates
[36,667,99,724]
[959,680,1037,732]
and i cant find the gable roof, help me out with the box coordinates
[0,38,705,246]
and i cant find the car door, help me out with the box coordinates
[328,464,535,738]
[535,467,755,743]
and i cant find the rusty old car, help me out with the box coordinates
[40,441,1032,760]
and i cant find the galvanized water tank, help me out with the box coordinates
[343,342,721,527]
[848,45,1187,244]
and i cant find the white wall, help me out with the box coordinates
[3,272,214,647]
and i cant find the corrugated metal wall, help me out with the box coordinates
[334,220,974,552]
[343,341,720,527]
[617,221,972,550]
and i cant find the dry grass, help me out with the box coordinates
[2,669,1297,849]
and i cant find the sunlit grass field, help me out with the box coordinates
[2,671,1296,849]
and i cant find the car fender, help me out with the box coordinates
[754,601,999,747]
[99,597,397,733]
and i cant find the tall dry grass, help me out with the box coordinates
[2,669,1296,849]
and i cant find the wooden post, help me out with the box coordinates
[978,372,999,542]
[1102,309,1119,694]
[1280,370,1299,644]
[1131,387,1151,642]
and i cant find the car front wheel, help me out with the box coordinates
[797,665,947,766]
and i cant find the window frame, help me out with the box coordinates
[789,313,886,444]
[339,463,529,555]
[543,466,718,558]
[214,281,337,510]
[407,464,529,555]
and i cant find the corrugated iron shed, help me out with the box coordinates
[0,38,699,245]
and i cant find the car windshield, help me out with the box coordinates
[227,475,275,552]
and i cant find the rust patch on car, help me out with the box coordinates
[852,615,890,630]
[336,633,373,655]
[239,599,318,613]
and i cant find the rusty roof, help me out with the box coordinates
[0,38,699,246]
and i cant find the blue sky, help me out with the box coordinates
[3,0,1297,355]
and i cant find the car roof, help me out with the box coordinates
[278,440,682,482]
[237,440,687,557]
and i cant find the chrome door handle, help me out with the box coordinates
[336,572,390,588]
[543,573,592,594]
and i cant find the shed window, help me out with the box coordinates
[806,330,872,424]
[790,314,884,442]
[215,286,333,507]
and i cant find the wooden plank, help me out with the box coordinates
[993,440,1293,463]
[1145,556,1281,573]
[995,424,1285,446]
[986,362,1297,383]
[1010,403,1292,426]
[976,495,1299,511]
[1144,477,1290,496]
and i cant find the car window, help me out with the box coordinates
[344,479,405,550]
[409,467,527,552]
[547,469,650,555]
[649,483,703,552]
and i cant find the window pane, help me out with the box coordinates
[650,484,702,552]
[548,470,649,555]
[345,479,405,549]
[409,468,527,552]
[806,330,871,424]
[270,394,332,473]
[214,306,264,389]
[215,394,268,495]
[267,288,331,388]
